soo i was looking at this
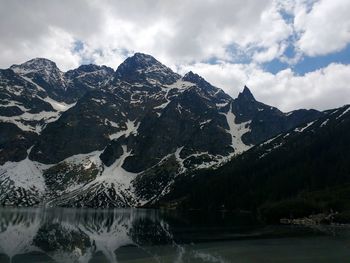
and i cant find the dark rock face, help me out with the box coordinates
[99,141,124,167]
[0,68,54,114]
[0,106,24,117]
[0,123,37,165]
[183,71,221,96]
[65,64,114,97]
[29,90,125,164]
[0,53,325,208]
[121,87,231,173]
[10,58,71,102]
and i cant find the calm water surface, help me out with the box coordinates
[0,208,349,262]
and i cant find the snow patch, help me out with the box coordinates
[294,120,315,133]
[0,156,50,195]
[41,96,76,112]
[96,146,137,189]
[320,119,329,127]
[109,120,140,140]
[223,105,252,155]
[336,106,350,119]
[216,102,229,108]
[164,79,194,90]
[262,134,282,146]
[61,151,103,171]
[199,119,212,129]
[0,95,74,133]
[174,147,186,173]
[154,100,170,110]
[19,76,46,92]
[1,100,29,112]
[0,110,61,133]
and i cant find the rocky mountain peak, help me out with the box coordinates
[115,53,180,85]
[10,58,60,75]
[131,52,158,63]
[183,71,205,83]
[116,53,164,73]
[237,86,256,102]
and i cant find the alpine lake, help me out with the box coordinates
[0,207,349,262]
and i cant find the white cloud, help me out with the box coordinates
[0,0,349,110]
[0,26,80,70]
[0,0,285,69]
[249,1,293,63]
[295,0,350,56]
[1,0,349,68]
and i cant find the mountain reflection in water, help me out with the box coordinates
[0,208,350,263]
[0,208,234,263]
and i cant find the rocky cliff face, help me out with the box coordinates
[0,53,323,207]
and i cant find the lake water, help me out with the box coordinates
[0,208,349,262]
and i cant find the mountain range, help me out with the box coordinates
[1,53,347,212]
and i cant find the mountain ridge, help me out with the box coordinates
[0,53,325,208]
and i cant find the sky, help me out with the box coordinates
[0,0,350,111]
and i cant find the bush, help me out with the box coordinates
[259,199,321,224]
[333,211,350,224]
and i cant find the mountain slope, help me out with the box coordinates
[161,105,350,219]
[0,58,114,165]
[233,86,321,145]
[0,53,323,208]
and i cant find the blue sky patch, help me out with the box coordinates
[292,44,350,75]
[262,44,350,75]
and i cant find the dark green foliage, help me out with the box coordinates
[29,90,122,164]
[333,211,350,224]
[259,199,321,223]
[134,155,180,202]
[161,106,350,223]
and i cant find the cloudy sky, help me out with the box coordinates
[1,0,350,111]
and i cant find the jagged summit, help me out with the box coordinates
[182,71,208,86]
[182,70,221,95]
[183,71,205,83]
[237,85,255,101]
